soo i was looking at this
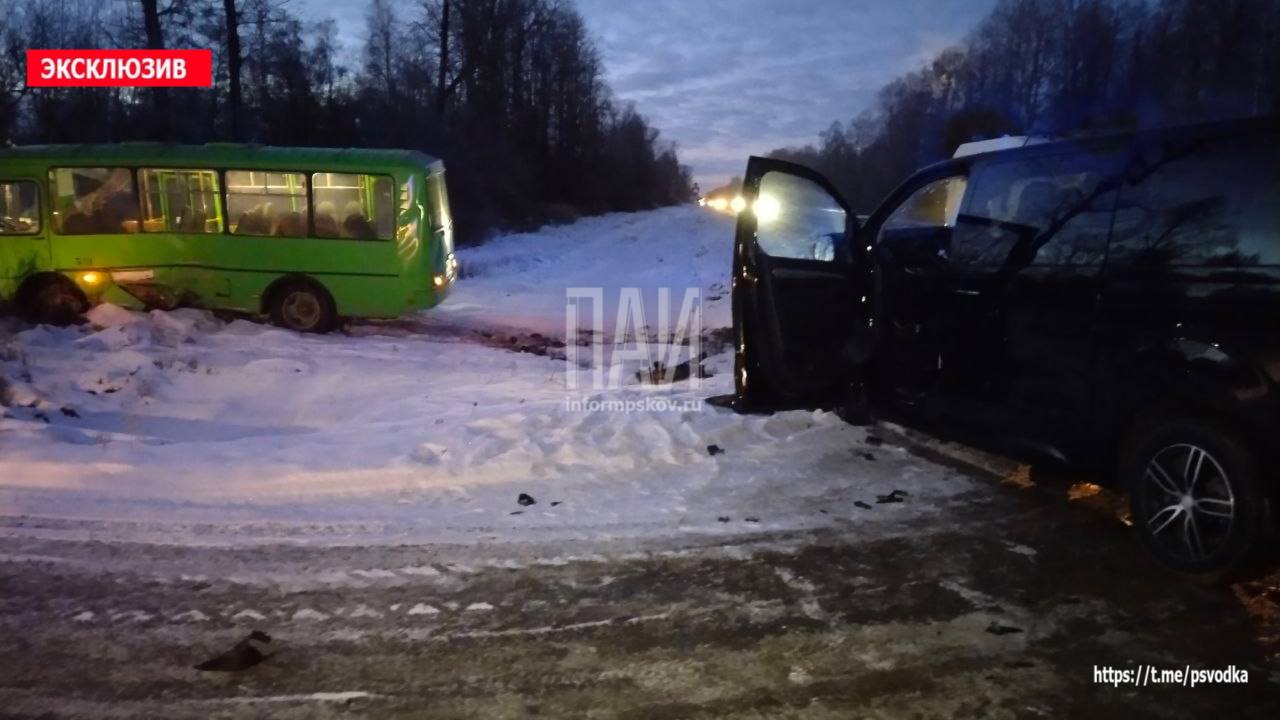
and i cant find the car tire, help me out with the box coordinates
[1124,417,1267,583]
[269,280,336,334]
[18,276,88,327]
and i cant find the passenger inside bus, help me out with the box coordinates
[342,201,376,240]
[235,203,273,236]
[314,201,340,238]
[275,211,306,237]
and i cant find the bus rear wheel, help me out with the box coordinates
[269,280,336,334]
[18,276,88,327]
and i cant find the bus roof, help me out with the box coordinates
[0,143,443,174]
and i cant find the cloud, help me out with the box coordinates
[576,0,995,188]
[299,0,995,189]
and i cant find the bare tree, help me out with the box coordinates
[139,0,171,139]
[223,0,243,140]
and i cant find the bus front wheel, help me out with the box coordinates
[17,275,88,327]
[269,280,336,334]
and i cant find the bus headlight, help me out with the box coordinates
[434,253,458,288]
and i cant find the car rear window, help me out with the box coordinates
[1109,132,1280,268]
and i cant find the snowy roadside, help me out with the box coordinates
[0,207,973,548]
[428,205,736,334]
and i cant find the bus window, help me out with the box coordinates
[0,180,39,235]
[312,172,394,241]
[139,169,224,234]
[427,173,452,231]
[50,168,140,234]
[226,170,308,237]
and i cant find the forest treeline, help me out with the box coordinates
[771,0,1280,212]
[0,0,696,242]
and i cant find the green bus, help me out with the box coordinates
[0,144,457,332]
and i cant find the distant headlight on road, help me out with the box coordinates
[753,194,781,223]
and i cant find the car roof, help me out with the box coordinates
[863,114,1278,228]
[944,114,1278,166]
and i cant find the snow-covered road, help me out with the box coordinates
[0,206,971,547]
[2,206,1277,717]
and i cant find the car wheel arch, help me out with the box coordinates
[1117,398,1275,508]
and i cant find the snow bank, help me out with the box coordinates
[0,207,971,547]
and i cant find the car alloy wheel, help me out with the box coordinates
[1137,443,1235,564]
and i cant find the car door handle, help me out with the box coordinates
[953,288,981,296]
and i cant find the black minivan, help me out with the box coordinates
[732,116,1279,579]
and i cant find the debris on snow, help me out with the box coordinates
[985,622,1025,636]
[195,630,276,672]
[876,489,908,504]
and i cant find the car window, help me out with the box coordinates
[49,167,141,235]
[1109,132,1280,267]
[0,180,40,235]
[754,171,846,261]
[952,149,1122,268]
[138,168,224,234]
[882,176,968,232]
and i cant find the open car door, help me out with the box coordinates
[732,156,869,410]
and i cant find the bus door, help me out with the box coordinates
[0,179,51,295]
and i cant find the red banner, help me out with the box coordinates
[26,49,213,88]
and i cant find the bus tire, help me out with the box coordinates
[268,279,336,334]
[16,275,88,327]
